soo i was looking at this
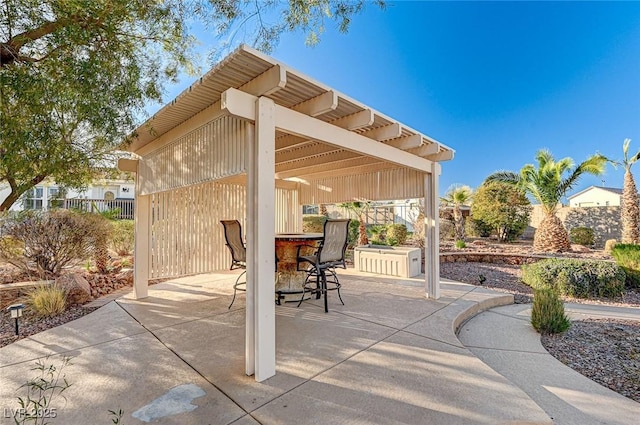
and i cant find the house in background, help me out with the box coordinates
[0,173,135,218]
[567,186,622,207]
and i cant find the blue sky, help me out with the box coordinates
[158,1,640,199]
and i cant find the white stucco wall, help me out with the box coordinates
[568,187,621,207]
[0,179,134,211]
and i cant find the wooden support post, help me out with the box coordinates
[246,96,277,381]
[133,193,151,299]
[424,163,441,299]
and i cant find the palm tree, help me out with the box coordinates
[338,201,370,245]
[440,184,473,242]
[621,138,640,244]
[485,149,608,252]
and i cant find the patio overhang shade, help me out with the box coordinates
[121,45,455,382]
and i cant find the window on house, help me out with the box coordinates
[302,205,319,214]
[47,187,66,209]
[24,187,44,210]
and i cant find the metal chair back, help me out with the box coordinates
[220,220,246,268]
[318,219,350,265]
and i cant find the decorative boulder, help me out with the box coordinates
[55,273,92,305]
[570,244,591,253]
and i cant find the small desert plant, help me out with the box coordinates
[368,224,387,242]
[531,288,571,334]
[522,258,625,298]
[604,239,618,253]
[108,409,125,424]
[14,357,72,425]
[611,244,640,288]
[569,227,594,246]
[455,239,466,249]
[83,213,113,274]
[29,285,67,317]
[110,220,135,256]
[386,224,408,245]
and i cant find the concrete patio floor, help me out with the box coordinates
[0,270,552,425]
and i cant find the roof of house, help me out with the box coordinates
[126,45,454,181]
[567,186,623,199]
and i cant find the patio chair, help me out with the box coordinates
[296,219,350,312]
[220,220,247,308]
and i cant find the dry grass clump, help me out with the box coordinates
[28,285,67,317]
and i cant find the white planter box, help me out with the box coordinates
[354,245,422,278]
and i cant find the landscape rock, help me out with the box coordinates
[570,244,592,253]
[55,273,93,305]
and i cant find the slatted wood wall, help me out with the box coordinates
[149,181,301,279]
[139,116,248,196]
[299,168,426,204]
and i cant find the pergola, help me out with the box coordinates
[119,45,454,382]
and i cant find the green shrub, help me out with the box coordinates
[29,285,67,317]
[348,219,359,247]
[368,224,387,242]
[521,258,625,298]
[464,218,492,238]
[470,181,531,242]
[0,235,24,259]
[110,220,135,256]
[439,219,455,241]
[386,224,408,245]
[531,288,571,334]
[302,215,326,233]
[611,244,640,288]
[569,227,594,246]
[369,239,387,246]
[386,237,399,246]
[455,240,466,249]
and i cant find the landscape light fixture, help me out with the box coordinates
[7,303,25,335]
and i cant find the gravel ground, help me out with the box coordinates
[542,319,640,403]
[0,305,97,348]
[441,260,640,404]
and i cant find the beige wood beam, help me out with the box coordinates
[239,64,286,96]
[117,158,139,173]
[409,143,440,157]
[222,89,256,120]
[292,162,400,180]
[276,157,383,180]
[216,174,298,190]
[291,91,338,116]
[276,142,338,163]
[385,134,423,150]
[275,134,309,150]
[221,87,433,172]
[276,150,360,173]
[359,123,402,141]
[276,106,432,171]
[425,150,455,161]
[132,100,225,155]
[329,109,375,130]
